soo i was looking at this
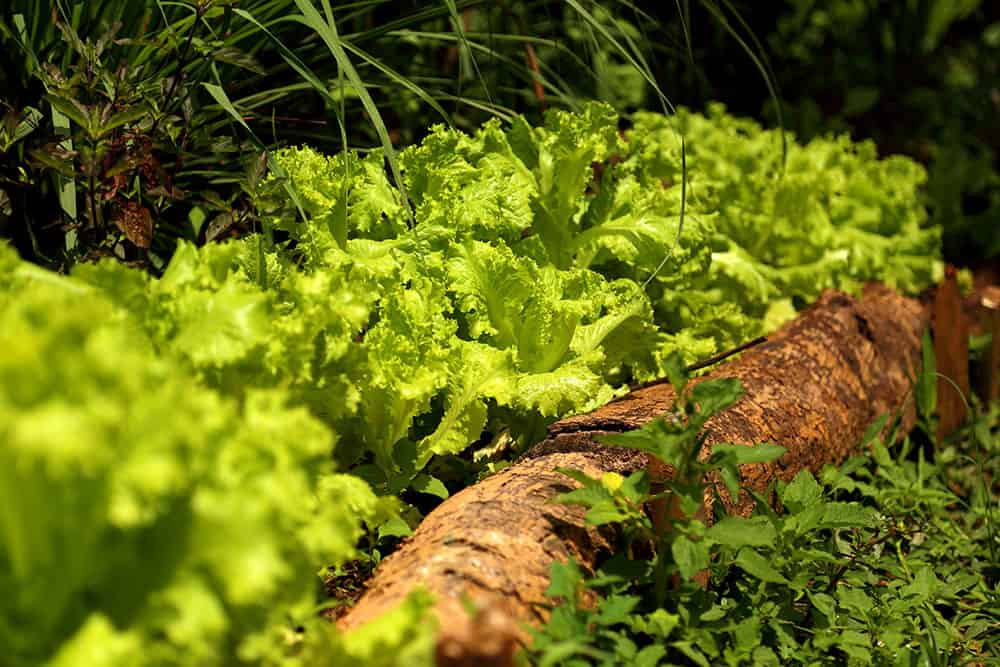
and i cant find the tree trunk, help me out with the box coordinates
[336,284,927,663]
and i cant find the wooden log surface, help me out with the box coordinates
[969,285,1000,404]
[934,266,971,438]
[336,284,928,662]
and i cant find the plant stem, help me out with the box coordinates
[149,4,202,136]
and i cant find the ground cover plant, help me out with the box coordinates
[529,345,1000,665]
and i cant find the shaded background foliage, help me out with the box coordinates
[0,0,997,270]
[648,0,1000,264]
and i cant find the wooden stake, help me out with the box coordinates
[933,266,971,439]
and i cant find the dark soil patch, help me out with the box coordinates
[322,559,374,621]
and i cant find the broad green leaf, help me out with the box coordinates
[585,505,631,527]
[672,641,711,667]
[734,547,789,584]
[706,516,777,548]
[807,591,837,623]
[787,504,825,535]
[663,350,689,394]
[751,646,781,667]
[618,470,651,504]
[554,482,611,509]
[0,106,41,151]
[859,413,890,448]
[711,442,787,465]
[699,605,727,622]
[634,645,667,667]
[671,535,710,580]
[690,377,745,418]
[410,474,449,500]
[598,419,689,466]
[837,587,874,616]
[44,94,90,135]
[535,639,591,667]
[631,609,678,640]
[818,502,877,529]
[718,463,742,500]
[377,517,413,541]
[101,103,152,136]
[546,559,583,602]
[595,594,640,626]
[781,470,823,513]
[901,566,940,602]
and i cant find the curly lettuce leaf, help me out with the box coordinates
[516,102,621,267]
[262,146,406,246]
[0,244,386,666]
[572,168,714,288]
[626,103,941,318]
[402,119,536,245]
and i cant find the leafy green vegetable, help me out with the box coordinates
[0,244,405,665]
[64,101,941,491]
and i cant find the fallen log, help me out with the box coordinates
[337,284,927,663]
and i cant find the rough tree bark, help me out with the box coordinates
[337,285,927,664]
[934,267,971,438]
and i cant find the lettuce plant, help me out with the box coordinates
[67,102,941,493]
[0,244,394,666]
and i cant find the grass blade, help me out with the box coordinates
[441,0,494,109]
[295,0,414,225]
[695,0,786,167]
[340,40,453,127]
[564,0,675,115]
[202,81,306,227]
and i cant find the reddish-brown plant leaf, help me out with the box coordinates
[114,201,153,248]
